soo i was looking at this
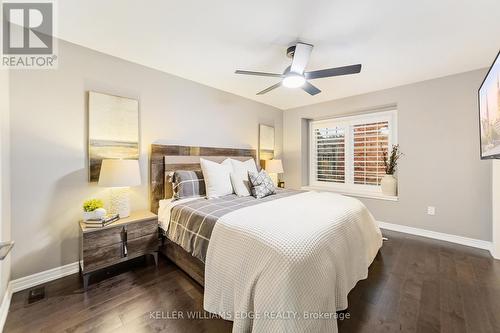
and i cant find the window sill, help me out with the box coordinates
[301,186,399,202]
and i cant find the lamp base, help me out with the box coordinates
[269,173,279,187]
[109,187,130,218]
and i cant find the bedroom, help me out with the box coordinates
[0,0,499,332]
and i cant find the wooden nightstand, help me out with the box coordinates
[79,210,158,290]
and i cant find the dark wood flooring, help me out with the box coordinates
[4,230,500,333]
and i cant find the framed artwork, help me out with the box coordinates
[259,124,275,161]
[88,91,139,182]
[479,50,500,159]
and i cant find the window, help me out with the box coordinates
[309,110,397,195]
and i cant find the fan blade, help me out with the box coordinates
[302,81,321,96]
[257,82,282,95]
[290,42,313,74]
[235,70,283,78]
[305,64,362,80]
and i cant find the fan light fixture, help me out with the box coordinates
[235,42,362,96]
[282,74,305,88]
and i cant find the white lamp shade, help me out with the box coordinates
[264,159,284,174]
[98,159,141,187]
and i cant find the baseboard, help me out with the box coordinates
[10,261,79,293]
[0,262,79,331]
[378,221,495,256]
[491,247,500,260]
[0,283,12,332]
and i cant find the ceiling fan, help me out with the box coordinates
[235,42,362,96]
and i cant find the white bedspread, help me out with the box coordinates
[204,191,382,333]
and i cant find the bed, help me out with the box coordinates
[150,144,383,333]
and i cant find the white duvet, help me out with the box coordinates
[204,191,382,333]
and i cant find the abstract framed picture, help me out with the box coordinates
[479,50,500,159]
[88,91,139,181]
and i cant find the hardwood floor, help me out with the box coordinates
[4,230,500,333]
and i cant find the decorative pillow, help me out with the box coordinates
[230,172,250,197]
[171,170,205,200]
[200,158,233,198]
[227,158,258,197]
[248,170,276,199]
[229,158,258,175]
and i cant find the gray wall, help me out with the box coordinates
[283,69,491,241]
[0,69,11,299]
[9,40,283,279]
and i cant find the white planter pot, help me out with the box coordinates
[94,208,107,219]
[82,211,96,221]
[381,174,397,196]
[83,208,107,221]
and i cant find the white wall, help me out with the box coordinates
[9,40,283,279]
[284,69,491,241]
[0,68,11,299]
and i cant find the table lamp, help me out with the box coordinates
[98,159,141,218]
[263,159,284,187]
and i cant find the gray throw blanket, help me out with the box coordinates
[167,189,300,262]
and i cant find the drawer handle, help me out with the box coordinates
[122,226,128,258]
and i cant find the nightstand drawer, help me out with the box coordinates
[127,219,157,240]
[82,225,123,250]
[83,243,123,272]
[127,233,158,257]
[79,210,159,290]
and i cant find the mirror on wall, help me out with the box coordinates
[88,91,139,182]
[259,124,275,163]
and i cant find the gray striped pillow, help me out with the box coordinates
[172,170,206,200]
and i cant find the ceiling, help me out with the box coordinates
[57,0,500,110]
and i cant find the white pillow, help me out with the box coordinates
[200,158,233,198]
[227,158,258,197]
[230,173,251,197]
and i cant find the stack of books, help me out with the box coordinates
[84,214,120,228]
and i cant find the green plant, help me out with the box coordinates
[383,144,403,175]
[83,199,103,212]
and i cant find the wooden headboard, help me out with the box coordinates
[150,144,257,214]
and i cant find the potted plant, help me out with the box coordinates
[83,199,106,221]
[381,144,403,196]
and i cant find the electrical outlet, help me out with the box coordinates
[427,206,436,216]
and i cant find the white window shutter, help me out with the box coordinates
[352,121,389,185]
[312,126,346,183]
[309,110,397,194]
